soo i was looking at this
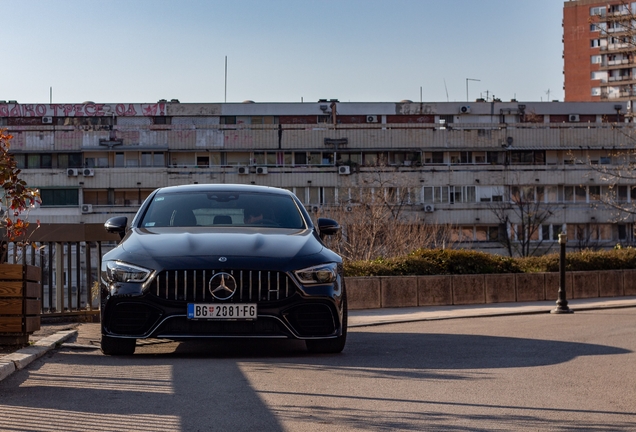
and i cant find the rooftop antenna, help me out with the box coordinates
[224,56,227,103]
[545,89,551,101]
[49,87,52,104]
[443,79,449,102]
[466,78,480,102]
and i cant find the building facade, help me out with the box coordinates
[0,99,634,256]
[564,0,636,102]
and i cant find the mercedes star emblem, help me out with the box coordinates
[208,272,237,300]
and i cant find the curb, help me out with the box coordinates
[348,298,636,328]
[0,329,77,382]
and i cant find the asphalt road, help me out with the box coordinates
[0,309,634,431]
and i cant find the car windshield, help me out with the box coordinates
[139,191,306,229]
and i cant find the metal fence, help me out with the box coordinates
[4,241,114,319]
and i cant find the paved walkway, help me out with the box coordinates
[2,296,636,382]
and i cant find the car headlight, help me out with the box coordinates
[105,261,152,283]
[295,263,338,284]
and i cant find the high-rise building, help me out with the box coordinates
[564,0,636,102]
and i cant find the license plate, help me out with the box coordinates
[187,303,257,320]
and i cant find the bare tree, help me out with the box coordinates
[318,167,455,261]
[489,186,559,257]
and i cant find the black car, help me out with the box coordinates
[100,184,346,355]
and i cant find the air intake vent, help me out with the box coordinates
[286,304,336,336]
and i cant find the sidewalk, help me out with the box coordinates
[349,296,636,327]
[2,296,636,382]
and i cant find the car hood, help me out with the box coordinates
[118,227,323,261]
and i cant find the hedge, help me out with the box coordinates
[343,248,636,277]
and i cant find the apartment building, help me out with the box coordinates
[0,99,633,256]
[564,0,636,102]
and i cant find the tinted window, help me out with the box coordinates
[140,191,306,229]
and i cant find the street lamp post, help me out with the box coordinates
[551,233,573,314]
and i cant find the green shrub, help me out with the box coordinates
[343,247,636,277]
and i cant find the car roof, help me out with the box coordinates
[155,183,293,196]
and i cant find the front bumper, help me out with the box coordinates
[101,282,344,341]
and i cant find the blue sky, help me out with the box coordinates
[1,0,564,104]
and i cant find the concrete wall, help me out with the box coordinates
[346,269,633,310]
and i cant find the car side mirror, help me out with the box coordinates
[317,217,341,240]
[105,216,128,240]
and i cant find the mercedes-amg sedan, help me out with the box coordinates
[100,184,346,355]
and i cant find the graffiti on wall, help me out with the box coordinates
[0,103,167,117]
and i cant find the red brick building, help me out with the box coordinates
[563,0,636,102]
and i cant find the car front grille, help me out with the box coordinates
[147,269,297,304]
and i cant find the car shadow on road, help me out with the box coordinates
[161,331,630,370]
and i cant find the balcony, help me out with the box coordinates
[600,43,636,54]
[599,58,633,70]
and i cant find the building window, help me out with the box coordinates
[83,190,110,206]
[450,151,472,164]
[40,188,79,206]
[126,153,139,167]
[114,190,146,206]
[423,186,449,204]
[510,150,545,165]
[140,152,165,167]
[14,153,53,169]
[591,55,602,64]
[115,153,125,167]
[424,152,444,164]
[590,6,606,17]
[85,157,108,168]
[58,153,83,169]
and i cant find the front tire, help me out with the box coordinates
[101,335,136,355]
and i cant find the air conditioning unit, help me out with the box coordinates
[82,168,95,177]
[81,204,93,214]
[569,114,580,122]
[459,105,471,114]
[256,167,268,175]
[338,165,351,175]
[67,168,79,176]
[42,116,53,124]
[237,166,249,175]
[366,115,378,123]
[423,204,435,213]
